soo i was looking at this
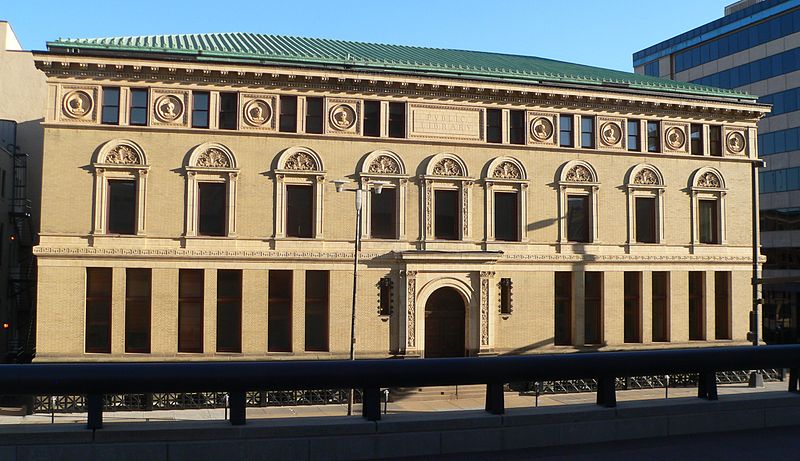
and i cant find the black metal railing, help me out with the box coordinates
[1,345,799,429]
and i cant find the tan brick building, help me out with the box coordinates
[31,33,769,362]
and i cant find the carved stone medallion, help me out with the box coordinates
[368,155,400,174]
[665,127,686,150]
[196,148,230,168]
[633,168,659,185]
[530,117,554,142]
[243,99,272,126]
[63,90,93,118]
[284,152,318,171]
[492,161,522,180]
[565,165,592,182]
[726,131,746,154]
[154,95,184,123]
[600,122,622,146]
[697,172,721,188]
[330,104,356,131]
[432,158,463,177]
[105,145,140,165]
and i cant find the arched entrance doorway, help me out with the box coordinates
[424,287,466,358]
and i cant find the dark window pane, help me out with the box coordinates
[388,102,405,138]
[434,189,459,240]
[219,92,237,130]
[647,121,660,153]
[101,87,120,125]
[691,124,703,155]
[86,268,112,353]
[125,268,151,353]
[107,180,136,235]
[709,126,722,156]
[305,97,323,134]
[305,270,329,352]
[379,277,393,316]
[584,272,603,345]
[499,278,512,315]
[699,200,719,244]
[494,191,518,241]
[624,272,641,343]
[280,95,298,133]
[268,270,292,352]
[652,272,669,342]
[554,272,572,345]
[286,185,313,238]
[129,89,148,126]
[363,101,381,137]
[192,92,210,128]
[689,271,705,340]
[627,120,640,151]
[178,269,204,353]
[370,188,396,239]
[560,115,573,147]
[567,195,590,243]
[635,197,657,243]
[198,182,226,236]
[580,116,594,149]
[715,272,731,340]
[509,110,525,145]
[217,270,242,353]
[486,108,502,144]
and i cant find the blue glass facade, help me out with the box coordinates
[644,61,660,77]
[759,87,800,117]
[760,166,800,193]
[691,47,800,89]
[759,126,800,156]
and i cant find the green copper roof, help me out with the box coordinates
[48,33,755,101]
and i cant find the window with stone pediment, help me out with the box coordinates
[423,154,473,242]
[557,160,599,245]
[92,139,149,236]
[359,150,408,240]
[484,157,528,242]
[690,167,726,245]
[184,142,239,238]
[274,146,325,239]
[625,164,665,245]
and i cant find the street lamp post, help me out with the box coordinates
[333,179,390,415]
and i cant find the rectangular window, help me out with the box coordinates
[486,108,502,144]
[370,188,397,239]
[635,196,657,244]
[86,268,112,353]
[567,195,590,243]
[218,92,238,130]
[268,270,292,352]
[584,272,603,345]
[217,270,242,353]
[178,269,204,353]
[101,87,120,125]
[690,124,703,155]
[107,179,136,235]
[580,116,595,149]
[509,110,525,145]
[305,270,329,352]
[363,101,381,137]
[129,89,148,126]
[689,271,705,340]
[500,278,513,315]
[715,272,731,340]
[388,102,406,138]
[698,199,719,244]
[559,115,573,147]
[624,272,642,343]
[647,121,660,153]
[494,191,519,241]
[191,91,210,129]
[125,268,151,353]
[627,120,640,151]
[434,189,459,240]
[652,271,669,342]
[554,272,572,345]
[379,277,393,316]
[305,97,324,134]
[709,126,722,156]
[279,95,298,133]
[197,182,226,236]
[285,185,313,238]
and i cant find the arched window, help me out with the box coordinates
[422,154,472,242]
[484,157,528,242]
[358,150,408,240]
[557,160,599,245]
[92,139,149,236]
[274,146,325,239]
[184,142,238,237]
[690,167,726,245]
[625,164,665,246]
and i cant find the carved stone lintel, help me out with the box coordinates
[284,152,318,171]
[697,171,721,188]
[104,145,141,165]
[368,155,401,174]
[432,158,463,177]
[492,161,522,180]
[565,165,593,182]
[633,168,659,185]
[196,148,231,168]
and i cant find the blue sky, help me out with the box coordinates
[4,0,730,72]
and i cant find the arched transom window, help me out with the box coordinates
[184,142,239,237]
[422,154,473,243]
[92,139,149,236]
[359,150,408,240]
[690,167,726,245]
[625,164,666,246]
[484,157,528,242]
[557,160,599,245]
[274,146,325,239]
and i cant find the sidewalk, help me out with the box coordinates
[0,381,789,427]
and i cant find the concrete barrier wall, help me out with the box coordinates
[2,392,800,461]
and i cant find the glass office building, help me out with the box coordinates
[634,0,800,344]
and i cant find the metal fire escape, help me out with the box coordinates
[1,120,34,362]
